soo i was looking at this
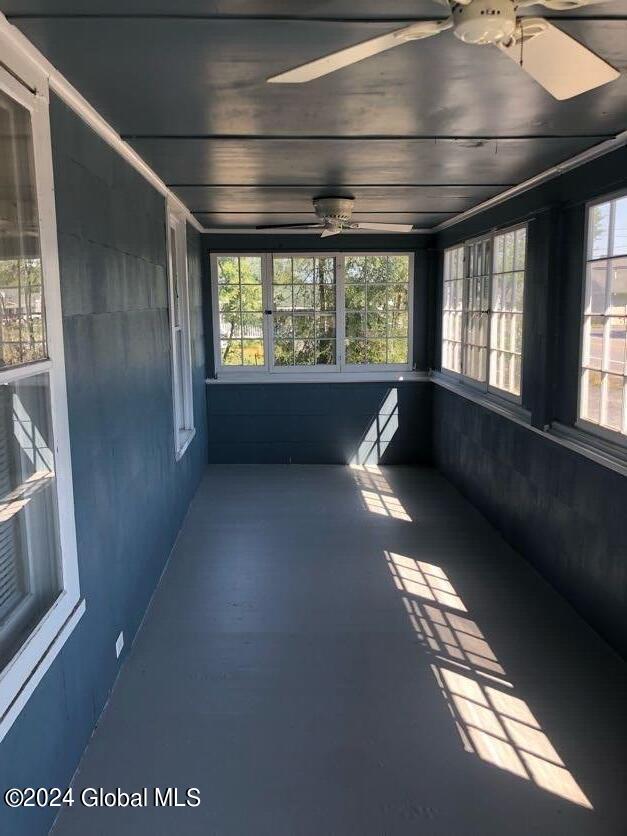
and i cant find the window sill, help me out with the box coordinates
[0,598,86,745]
[175,428,196,460]
[549,422,627,477]
[431,372,532,427]
[206,371,430,385]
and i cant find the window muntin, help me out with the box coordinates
[217,255,264,367]
[211,252,413,375]
[344,255,410,366]
[580,195,627,438]
[272,255,336,367]
[167,211,195,456]
[0,63,80,736]
[441,246,464,374]
[441,225,527,400]
[490,227,526,397]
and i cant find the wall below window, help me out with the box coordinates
[207,381,432,464]
[0,96,208,836]
[433,371,627,659]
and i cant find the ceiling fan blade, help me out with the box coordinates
[517,0,612,9]
[352,222,415,232]
[267,20,451,83]
[255,223,322,230]
[498,18,620,100]
[320,227,342,238]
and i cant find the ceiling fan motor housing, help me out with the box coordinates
[313,196,355,224]
[453,0,516,45]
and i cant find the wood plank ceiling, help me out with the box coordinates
[4,0,627,231]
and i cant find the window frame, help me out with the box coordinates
[210,251,414,378]
[0,64,83,741]
[440,222,528,406]
[576,189,627,447]
[166,205,195,460]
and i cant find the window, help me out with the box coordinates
[441,246,464,374]
[273,255,336,368]
[0,65,81,738]
[211,252,413,376]
[166,209,195,458]
[579,194,627,439]
[344,255,410,366]
[441,225,527,399]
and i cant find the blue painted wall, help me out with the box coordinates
[203,234,435,464]
[0,96,208,836]
[207,381,433,464]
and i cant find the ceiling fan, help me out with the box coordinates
[267,0,620,100]
[256,196,415,237]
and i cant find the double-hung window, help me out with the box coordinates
[0,63,81,739]
[579,193,627,440]
[441,225,527,399]
[166,208,195,458]
[211,252,413,376]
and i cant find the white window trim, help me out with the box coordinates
[440,223,527,406]
[166,205,195,460]
[210,251,414,379]
[576,188,627,449]
[0,62,83,743]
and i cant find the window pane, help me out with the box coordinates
[582,369,602,423]
[611,197,627,257]
[580,197,627,437]
[216,256,264,368]
[272,256,336,367]
[0,89,47,368]
[242,340,264,367]
[604,374,624,432]
[0,374,62,668]
[590,202,610,259]
[608,258,627,315]
[606,317,626,375]
[585,262,607,314]
[344,255,411,366]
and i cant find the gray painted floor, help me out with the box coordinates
[53,466,627,836]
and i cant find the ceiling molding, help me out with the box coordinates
[433,128,627,233]
[0,12,203,233]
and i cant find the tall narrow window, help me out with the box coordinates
[490,226,526,396]
[463,238,491,384]
[216,255,264,367]
[440,225,526,400]
[272,255,336,367]
[0,65,81,737]
[167,210,195,458]
[344,255,410,366]
[441,246,464,374]
[580,194,627,438]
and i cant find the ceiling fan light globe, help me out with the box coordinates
[453,0,517,44]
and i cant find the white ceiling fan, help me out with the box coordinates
[267,0,620,100]
[256,196,415,236]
